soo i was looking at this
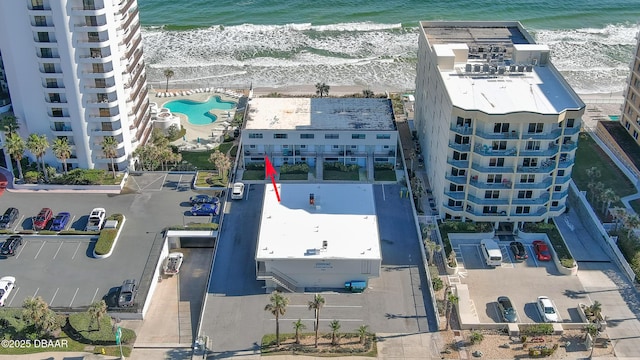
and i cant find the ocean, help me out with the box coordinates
[137,0,640,94]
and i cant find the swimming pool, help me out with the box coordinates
[163,96,236,125]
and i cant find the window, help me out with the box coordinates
[552,201,559,207]
[451,168,466,176]
[554,186,562,191]
[300,145,306,149]
[32,0,44,10]
[518,190,533,199]
[528,123,544,133]
[487,174,502,183]
[51,108,63,117]
[526,141,541,150]
[248,133,263,139]
[325,133,339,139]
[273,133,287,139]
[453,151,468,161]
[522,158,538,167]
[448,199,462,207]
[97,93,108,102]
[352,134,365,139]
[485,190,499,199]
[567,118,575,128]
[634,130,639,140]
[492,141,506,150]
[83,0,96,10]
[455,135,470,144]
[489,158,504,167]
[101,122,113,131]
[449,184,463,192]
[43,63,55,73]
[520,174,535,183]
[332,145,340,149]
[376,134,390,139]
[46,78,57,88]
[34,16,47,26]
[558,170,565,176]
[49,93,60,103]
[40,48,52,58]
[92,63,104,73]
[85,16,98,26]
[493,123,509,133]
[562,136,572,144]
[515,206,530,214]
[88,32,99,42]
[483,206,498,214]
[300,134,314,139]
[456,117,472,127]
[99,108,111,117]
[37,32,50,42]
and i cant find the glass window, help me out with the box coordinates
[352,134,365,139]
[273,133,287,139]
[325,134,339,139]
[528,123,544,133]
[493,123,509,133]
[248,133,263,139]
[300,134,314,139]
[376,134,391,139]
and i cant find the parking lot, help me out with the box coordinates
[0,173,218,310]
[451,238,586,324]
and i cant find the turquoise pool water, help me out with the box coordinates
[163,96,236,125]
[609,115,620,121]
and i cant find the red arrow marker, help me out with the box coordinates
[265,156,280,202]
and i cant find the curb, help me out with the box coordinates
[93,215,127,259]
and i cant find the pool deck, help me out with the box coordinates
[149,88,246,151]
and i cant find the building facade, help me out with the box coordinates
[621,32,640,143]
[0,0,151,171]
[415,21,585,230]
[241,97,398,179]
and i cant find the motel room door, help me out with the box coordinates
[361,260,371,274]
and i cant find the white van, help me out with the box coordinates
[480,239,502,267]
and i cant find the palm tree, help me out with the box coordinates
[101,136,119,179]
[22,296,56,336]
[315,82,330,97]
[264,291,289,347]
[362,89,374,98]
[329,319,341,345]
[599,188,619,215]
[445,292,459,330]
[424,239,441,265]
[588,300,602,321]
[163,68,175,92]
[52,137,72,174]
[587,181,604,204]
[26,133,50,182]
[4,132,26,180]
[209,150,231,182]
[308,294,325,348]
[625,213,640,237]
[1,114,19,134]
[612,207,627,233]
[357,325,369,345]
[293,319,306,344]
[87,300,108,331]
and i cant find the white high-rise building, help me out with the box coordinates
[0,0,151,171]
[415,21,585,231]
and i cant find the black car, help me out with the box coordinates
[497,296,518,323]
[189,194,220,206]
[0,207,19,229]
[117,279,137,307]
[509,241,528,261]
[1,235,23,256]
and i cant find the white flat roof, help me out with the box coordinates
[245,98,395,130]
[256,183,381,260]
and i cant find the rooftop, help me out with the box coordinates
[420,21,584,114]
[256,183,381,260]
[245,97,395,130]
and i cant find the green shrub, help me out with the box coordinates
[94,214,123,256]
[24,171,39,184]
[280,163,309,174]
[469,331,484,345]
[246,162,265,170]
[521,324,553,336]
[68,313,135,345]
[324,162,360,172]
[432,277,444,291]
[374,162,394,170]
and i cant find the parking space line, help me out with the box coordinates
[50,288,59,305]
[528,246,539,267]
[475,245,488,269]
[72,242,82,260]
[69,288,79,307]
[52,242,63,259]
[245,184,250,200]
[382,184,385,200]
[276,318,363,322]
[7,287,19,307]
[12,215,25,232]
[15,242,26,259]
[33,288,39,298]
[34,241,46,259]
[90,288,100,304]
[176,174,183,190]
[68,215,77,229]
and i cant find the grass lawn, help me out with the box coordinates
[217,142,234,155]
[601,121,640,170]
[374,169,397,181]
[573,132,635,200]
[324,170,359,180]
[180,150,215,170]
[194,171,227,187]
[242,170,265,180]
[279,173,308,180]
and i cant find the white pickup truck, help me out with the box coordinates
[85,208,106,231]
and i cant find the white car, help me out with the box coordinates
[85,208,106,231]
[536,296,560,322]
[231,182,245,200]
[0,276,16,307]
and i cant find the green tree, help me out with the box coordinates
[87,300,108,331]
[424,239,441,265]
[315,82,330,97]
[26,133,50,182]
[264,291,289,347]
[362,89,374,98]
[22,296,56,336]
[101,136,119,179]
[292,319,306,344]
[598,188,619,215]
[52,137,72,174]
[308,294,326,348]
[150,128,170,148]
[625,213,640,237]
[1,114,19,134]
[163,68,175,92]
[611,207,627,233]
[209,150,231,182]
[4,132,26,180]
[357,324,369,345]
[329,319,341,345]
[445,292,459,331]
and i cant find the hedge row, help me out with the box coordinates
[94,214,124,256]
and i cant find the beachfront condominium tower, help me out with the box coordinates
[0,0,150,172]
[621,33,640,145]
[414,21,585,232]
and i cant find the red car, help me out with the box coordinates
[33,208,53,230]
[532,240,552,261]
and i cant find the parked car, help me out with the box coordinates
[533,240,552,261]
[497,296,518,323]
[189,194,220,206]
[190,203,219,216]
[536,296,560,322]
[33,208,53,230]
[231,182,245,200]
[163,252,184,276]
[1,236,23,256]
[85,208,106,231]
[50,212,71,231]
[0,276,16,306]
[117,279,137,307]
[509,241,528,261]
[0,207,19,229]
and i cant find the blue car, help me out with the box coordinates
[190,204,219,216]
[50,212,71,231]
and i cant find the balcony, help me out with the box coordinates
[475,130,520,140]
[555,175,571,184]
[563,127,580,136]
[448,142,471,152]
[519,147,558,157]
[447,158,469,169]
[444,192,466,200]
[467,195,510,206]
[511,193,550,205]
[471,163,514,173]
[552,190,569,200]
[78,53,113,64]
[92,126,123,136]
[50,125,72,135]
[516,164,554,173]
[557,159,574,169]
[469,178,512,189]
[473,144,517,156]
[445,175,467,185]
[523,128,562,140]
[513,177,553,189]
[450,124,473,135]
[561,142,577,152]
[88,113,121,122]
[507,208,547,217]
[70,5,107,16]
